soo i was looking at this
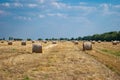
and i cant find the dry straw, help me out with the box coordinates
[8,41,12,45]
[21,41,26,46]
[52,41,57,44]
[32,44,42,53]
[83,41,92,51]
[112,41,118,45]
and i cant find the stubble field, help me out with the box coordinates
[0,41,120,80]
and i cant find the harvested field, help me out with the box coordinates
[0,41,120,80]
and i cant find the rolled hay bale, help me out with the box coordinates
[43,40,47,44]
[1,41,4,43]
[74,41,79,44]
[21,41,26,46]
[116,41,120,44]
[52,41,56,44]
[91,41,95,44]
[32,40,35,43]
[32,44,42,53]
[98,40,101,43]
[8,41,12,45]
[118,41,120,44]
[83,42,92,51]
[112,41,118,45]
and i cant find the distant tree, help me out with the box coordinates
[117,31,120,40]
[60,38,64,40]
[70,37,75,41]
[59,38,69,41]
[38,38,43,41]
[77,37,82,40]
[9,37,14,40]
[27,38,32,41]
[80,31,120,41]
[51,37,58,40]
[45,38,49,41]
[3,37,5,40]
[103,34,111,41]
[14,38,23,41]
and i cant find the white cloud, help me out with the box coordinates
[99,3,118,15]
[38,0,45,4]
[50,1,95,12]
[100,4,109,12]
[27,4,38,8]
[14,3,23,7]
[79,2,87,5]
[113,5,120,8]
[2,3,10,7]
[39,14,45,18]
[16,16,32,20]
[51,1,67,9]
[74,5,96,11]
[98,3,120,16]
[47,13,66,18]
[1,2,23,8]
[0,10,9,16]
[0,10,4,14]
[99,3,110,15]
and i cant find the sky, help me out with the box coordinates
[0,0,120,39]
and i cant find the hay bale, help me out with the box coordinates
[74,41,79,44]
[8,41,12,45]
[118,41,120,44]
[1,41,4,43]
[91,41,95,44]
[98,40,101,43]
[112,41,118,45]
[52,41,56,44]
[21,41,26,46]
[32,44,42,53]
[32,40,35,43]
[43,40,47,43]
[83,42,92,51]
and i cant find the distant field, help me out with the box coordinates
[0,41,120,80]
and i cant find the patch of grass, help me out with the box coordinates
[100,49,120,57]
[12,48,16,51]
[23,76,30,80]
[44,74,49,78]
[105,64,114,71]
[105,64,120,76]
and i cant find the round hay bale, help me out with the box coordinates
[98,40,101,43]
[32,40,35,43]
[43,40,47,43]
[83,42,92,51]
[8,41,12,45]
[1,41,4,43]
[112,41,117,45]
[21,41,26,46]
[32,44,42,53]
[91,41,95,44]
[118,41,120,44]
[52,41,56,44]
[74,41,79,45]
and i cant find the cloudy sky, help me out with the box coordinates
[0,0,120,39]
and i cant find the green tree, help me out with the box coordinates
[27,38,32,41]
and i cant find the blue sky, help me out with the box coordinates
[0,0,120,39]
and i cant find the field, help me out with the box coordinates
[0,41,120,80]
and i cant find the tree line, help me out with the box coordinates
[0,31,120,41]
[44,31,120,41]
[82,31,120,41]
